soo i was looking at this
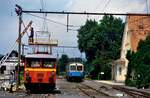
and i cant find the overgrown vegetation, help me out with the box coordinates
[57,54,84,75]
[125,35,150,88]
[77,15,124,80]
[57,54,69,75]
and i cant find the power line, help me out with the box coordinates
[23,11,150,31]
[40,0,44,11]
[22,10,150,16]
[146,0,149,14]
[68,28,79,31]
[8,0,15,16]
[93,0,105,11]
[40,0,49,32]
[25,13,81,27]
[54,46,78,48]
[24,44,78,48]
[101,0,111,12]
[26,13,67,26]
[69,25,80,27]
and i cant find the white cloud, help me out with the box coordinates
[0,0,148,56]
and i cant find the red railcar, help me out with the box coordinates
[24,54,57,92]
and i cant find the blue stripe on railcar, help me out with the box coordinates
[67,71,84,77]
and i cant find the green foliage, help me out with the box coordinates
[77,15,124,79]
[83,61,94,74]
[58,54,69,73]
[78,19,98,62]
[69,58,82,63]
[57,55,84,75]
[125,35,150,88]
[20,70,24,82]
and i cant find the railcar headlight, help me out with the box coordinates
[51,71,55,76]
[26,70,31,82]
[26,70,29,76]
[26,76,31,82]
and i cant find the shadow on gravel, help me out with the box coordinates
[66,79,84,83]
[28,89,61,94]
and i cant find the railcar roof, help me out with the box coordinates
[25,54,57,59]
[69,62,83,66]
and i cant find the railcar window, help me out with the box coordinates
[43,61,54,68]
[70,66,76,71]
[31,60,40,67]
[77,66,82,71]
[26,59,41,67]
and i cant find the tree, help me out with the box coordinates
[58,54,69,72]
[77,15,124,79]
[78,19,98,62]
[125,35,150,88]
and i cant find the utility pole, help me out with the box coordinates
[15,4,22,88]
[22,44,24,55]
[67,14,69,32]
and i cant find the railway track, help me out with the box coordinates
[77,83,111,98]
[19,89,61,98]
[113,86,150,98]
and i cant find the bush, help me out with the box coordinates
[125,35,150,88]
[125,79,136,87]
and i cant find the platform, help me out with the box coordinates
[94,80,125,86]
[28,38,58,46]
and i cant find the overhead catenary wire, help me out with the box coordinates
[26,13,67,26]
[25,13,81,27]
[146,0,149,14]
[17,4,150,33]
[68,25,80,27]
[23,44,78,48]
[16,4,150,27]
[22,10,150,16]
[40,0,49,32]
[93,0,105,11]
[8,0,15,16]
[101,0,111,12]
[40,0,44,11]
[68,28,79,31]
[23,10,150,31]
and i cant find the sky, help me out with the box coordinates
[0,0,149,58]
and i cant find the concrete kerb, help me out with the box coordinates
[82,80,124,97]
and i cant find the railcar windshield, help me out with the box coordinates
[77,66,83,71]
[26,58,41,67]
[26,58,56,68]
[43,59,55,68]
[70,66,76,71]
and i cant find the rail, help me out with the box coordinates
[113,85,150,98]
[77,83,111,98]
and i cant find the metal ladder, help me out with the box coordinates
[0,21,32,67]
[0,42,17,67]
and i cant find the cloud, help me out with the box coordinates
[0,0,148,56]
[105,0,147,13]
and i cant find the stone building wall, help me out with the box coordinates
[128,16,150,52]
[112,15,150,82]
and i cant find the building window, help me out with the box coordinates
[119,67,122,75]
[139,21,144,29]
